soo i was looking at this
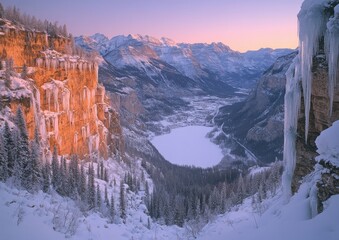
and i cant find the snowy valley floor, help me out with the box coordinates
[1,176,339,240]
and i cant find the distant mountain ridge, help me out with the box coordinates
[76,33,294,90]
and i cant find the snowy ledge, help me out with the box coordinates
[315,120,339,167]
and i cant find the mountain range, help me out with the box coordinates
[76,33,293,91]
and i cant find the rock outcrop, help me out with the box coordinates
[0,19,123,159]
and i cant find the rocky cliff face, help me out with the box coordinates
[289,0,339,212]
[214,52,297,164]
[292,52,339,193]
[0,19,123,159]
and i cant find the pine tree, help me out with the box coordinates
[15,107,31,189]
[96,162,100,179]
[3,122,14,176]
[21,64,28,79]
[42,161,50,193]
[237,174,246,204]
[30,137,42,191]
[96,184,101,211]
[104,169,108,182]
[87,164,95,209]
[147,217,151,230]
[51,145,60,190]
[0,134,9,181]
[79,163,86,201]
[145,181,150,207]
[100,161,104,180]
[69,155,79,198]
[59,157,68,196]
[104,186,109,208]
[120,180,126,222]
[110,194,115,223]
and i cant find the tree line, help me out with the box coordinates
[0,2,68,38]
[0,105,137,224]
[141,148,282,227]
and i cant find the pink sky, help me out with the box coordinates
[2,0,303,52]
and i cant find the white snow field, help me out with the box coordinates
[151,126,223,168]
[197,188,339,240]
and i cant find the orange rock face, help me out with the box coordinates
[0,24,123,160]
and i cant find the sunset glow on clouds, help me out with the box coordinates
[2,0,303,52]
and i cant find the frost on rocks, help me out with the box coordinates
[282,57,301,200]
[36,49,97,73]
[298,0,329,141]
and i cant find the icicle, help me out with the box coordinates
[108,111,111,127]
[36,58,43,67]
[282,57,301,201]
[78,62,83,71]
[46,88,51,111]
[62,88,70,112]
[298,0,328,141]
[95,135,99,153]
[51,58,58,69]
[92,104,98,119]
[94,63,99,80]
[33,87,48,142]
[45,58,51,70]
[53,115,59,141]
[45,32,48,45]
[74,132,78,152]
[86,123,90,137]
[81,126,86,140]
[68,111,74,126]
[53,84,59,112]
[30,91,39,133]
[82,87,91,109]
[326,5,339,115]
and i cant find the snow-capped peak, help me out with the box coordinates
[90,33,109,43]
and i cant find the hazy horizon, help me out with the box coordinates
[1,0,303,52]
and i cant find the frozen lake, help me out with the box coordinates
[151,126,223,168]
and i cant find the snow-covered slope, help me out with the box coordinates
[198,186,339,240]
[0,157,186,240]
[199,115,339,240]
